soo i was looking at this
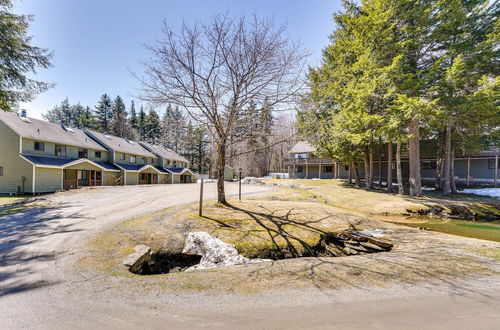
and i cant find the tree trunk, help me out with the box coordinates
[408,119,422,196]
[378,143,382,189]
[348,163,353,184]
[435,130,445,189]
[396,137,404,195]
[450,144,457,193]
[435,155,442,190]
[364,148,372,190]
[216,142,227,204]
[353,163,361,187]
[442,123,452,196]
[387,140,393,193]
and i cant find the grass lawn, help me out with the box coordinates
[0,196,25,206]
[78,179,500,295]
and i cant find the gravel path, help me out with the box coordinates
[1,182,499,329]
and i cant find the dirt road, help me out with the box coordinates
[1,182,499,329]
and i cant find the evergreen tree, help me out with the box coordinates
[138,106,147,140]
[110,95,129,137]
[72,103,85,128]
[94,93,113,132]
[0,0,53,110]
[81,106,95,129]
[145,108,162,143]
[130,100,138,129]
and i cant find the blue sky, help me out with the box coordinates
[15,0,341,119]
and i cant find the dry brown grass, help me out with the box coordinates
[78,183,500,295]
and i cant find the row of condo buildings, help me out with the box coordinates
[0,110,195,194]
[287,141,499,186]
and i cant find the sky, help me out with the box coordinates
[14,0,341,119]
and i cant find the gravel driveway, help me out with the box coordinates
[1,182,499,329]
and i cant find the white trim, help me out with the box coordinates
[60,169,64,190]
[63,158,119,172]
[19,136,22,153]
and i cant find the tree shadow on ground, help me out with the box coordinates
[0,202,84,296]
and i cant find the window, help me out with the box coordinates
[55,145,66,157]
[150,158,154,164]
[95,151,102,159]
[120,154,126,161]
[34,141,44,152]
[294,153,308,159]
[422,160,437,170]
[323,166,333,173]
[173,161,177,167]
[130,155,136,164]
[488,159,498,169]
[0,166,3,176]
[78,170,88,180]
[142,157,146,163]
[78,148,88,158]
[297,166,303,173]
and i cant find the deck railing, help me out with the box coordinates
[285,157,336,165]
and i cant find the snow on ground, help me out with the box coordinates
[458,188,500,199]
[260,172,289,179]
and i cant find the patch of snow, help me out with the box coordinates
[182,232,270,271]
[358,229,393,238]
[422,187,435,191]
[458,188,500,199]
[260,172,289,179]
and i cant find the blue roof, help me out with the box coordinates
[21,154,119,171]
[21,154,73,166]
[114,163,146,171]
[155,166,169,174]
[166,167,186,174]
[94,161,120,171]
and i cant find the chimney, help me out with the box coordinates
[21,109,27,117]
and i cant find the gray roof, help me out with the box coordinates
[86,130,157,158]
[0,110,106,151]
[139,141,189,163]
[289,141,316,154]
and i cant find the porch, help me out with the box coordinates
[63,169,102,190]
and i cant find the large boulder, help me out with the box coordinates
[123,244,152,274]
[182,232,269,271]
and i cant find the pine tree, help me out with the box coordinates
[110,95,130,137]
[138,106,147,140]
[0,0,53,110]
[130,100,138,129]
[72,103,85,128]
[145,108,162,143]
[95,93,113,132]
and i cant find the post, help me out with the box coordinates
[495,153,498,188]
[319,163,322,179]
[238,169,242,201]
[466,157,471,187]
[198,178,204,217]
[305,161,309,179]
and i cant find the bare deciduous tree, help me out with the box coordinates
[137,13,307,204]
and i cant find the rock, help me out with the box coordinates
[182,232,270,271]
[240,177,265,185]
[123,244,152,274]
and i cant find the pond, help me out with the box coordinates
[384,217,500,242]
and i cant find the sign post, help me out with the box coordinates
[238,168,242,202]
[199,178,204,217]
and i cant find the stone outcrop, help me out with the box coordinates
[123,244,152,274]
[182,232,270,271]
